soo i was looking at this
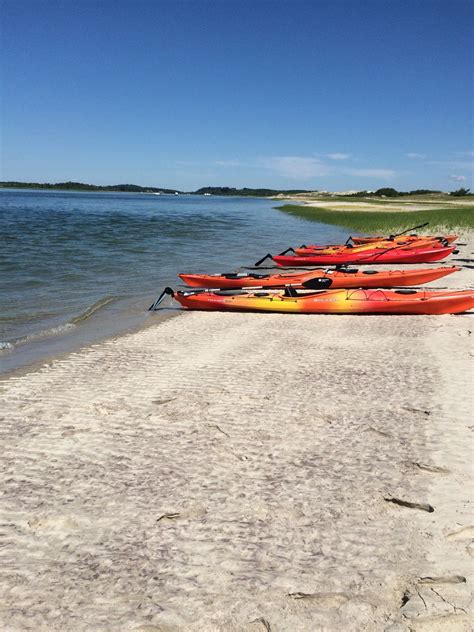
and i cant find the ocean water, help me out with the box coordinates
[0,189,351,373]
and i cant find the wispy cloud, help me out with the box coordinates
[258,155,397,181]
[427,159,474,171]
[258,156,329,179]
[344,168,396,179]
[405,152,427,159]
[326,153,350,160]
[214,159,244,167]
[175,154,399,183]
[450,174,467,182]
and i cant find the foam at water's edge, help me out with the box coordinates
[7,323,76,348]
[70,296,116,324]
[1,296,118,351]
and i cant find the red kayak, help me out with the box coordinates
[179,266,460,290]
[270,245,456,267]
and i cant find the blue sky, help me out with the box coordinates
[1,0,473,191]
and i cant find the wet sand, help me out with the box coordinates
[1,239,473,631]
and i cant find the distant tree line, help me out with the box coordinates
[448,187,471,197]
[0,181,314,196]
[348,187,471,198]
[194,186,311,196]
[0,181,179,194]
[1,181,471,198]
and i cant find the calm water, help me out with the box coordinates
[0,189,351,373]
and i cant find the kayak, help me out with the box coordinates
[270,245,456,266]
[296,236,452,255]
[352,233,458,245]
[162,287,474,315]
[179,266,460,290]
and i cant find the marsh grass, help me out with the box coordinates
[278,204,474,233]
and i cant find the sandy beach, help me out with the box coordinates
[1,241,473,631]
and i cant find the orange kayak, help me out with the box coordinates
[352,234,458,245]
[152,287,474,315]
[294,237,453,256]
[179,266,460,290]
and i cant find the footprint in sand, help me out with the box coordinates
[418,575,466,585]
[288,592,350,608]
[446,525,474,541]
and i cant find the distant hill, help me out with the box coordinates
[0,181,179,194]
[0,181,312,197]
[194,186,311,197]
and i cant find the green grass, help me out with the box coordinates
[278,204,474,233]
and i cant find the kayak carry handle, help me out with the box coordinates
[148,287,175,311]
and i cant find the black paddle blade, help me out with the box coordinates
[277,247,295,256]
[301,277,333,290]
[254,253,273,266]
[391,222,429,239]
[148,287,175,311]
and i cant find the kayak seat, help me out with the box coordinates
[222,273,244,279]
[214,290,247,296]
[362,270,378,275]
[342,268,359,274]
[394,289,418,294]
[248,273,270,279]
[284,286,299,297]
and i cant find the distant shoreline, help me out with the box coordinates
[0,182,310,197]
[3,182,471,200]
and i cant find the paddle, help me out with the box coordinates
[389,222,429,239]
[344,222,430,246]
[148,277,334,310]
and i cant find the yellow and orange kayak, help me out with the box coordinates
[179,266,460,290]
[152,287,474,315]
[352,234,458,245]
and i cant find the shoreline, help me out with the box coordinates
[1,239,472,630]
[0,304,183,381]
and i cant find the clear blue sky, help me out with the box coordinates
[1,0,473,191]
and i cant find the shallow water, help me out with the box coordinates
[0,189,351,373]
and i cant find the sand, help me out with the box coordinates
[274,196,474,212]
[301,200,474,212]
[1,241,473,631]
